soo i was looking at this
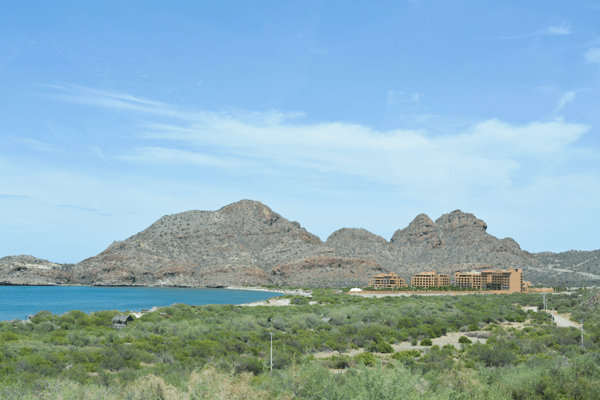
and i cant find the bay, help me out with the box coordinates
[0,286,284,321]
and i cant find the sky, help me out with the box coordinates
[1,1,600,263]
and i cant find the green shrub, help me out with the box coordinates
[391,350,421,360]
[0,331,20,342]
[459,336,472,344]
[377,341,395,354]
[354,352,377,367]
[420,338,432,346]
[236,355,264,375]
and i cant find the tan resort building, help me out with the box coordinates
[410,271,450,288]
[369,272,407,288]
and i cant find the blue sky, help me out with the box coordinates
[1,1,599,263]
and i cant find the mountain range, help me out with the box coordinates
[1,199,599,287]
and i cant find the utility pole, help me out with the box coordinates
[543,293,546,311]
[581,320,584,348]
[269,332,274,372]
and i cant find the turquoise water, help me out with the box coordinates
[0,286,284,321]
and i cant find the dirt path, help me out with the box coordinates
[551,313,581,328]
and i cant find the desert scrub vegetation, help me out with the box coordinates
[1,288,600,398]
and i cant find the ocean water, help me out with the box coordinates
[0,286,284,321]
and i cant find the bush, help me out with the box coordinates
[377,341,395,354]
[420,338,432,346]
[458,336,472,344]
[0,331,20,342]
[236,355,264,375]
[354,352,377,367]
[391,350,421,360]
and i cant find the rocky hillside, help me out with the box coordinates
[2,200,598,287]
[0,255,75,285]
[528,250,600,287]
[72,200,340,286]
[327,210,538,276]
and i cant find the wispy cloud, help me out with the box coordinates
[557,91,576,111]
[40,84,184,119]
[387,90,422,106]
[54,204,112,216]
[584,48,600,63]
[43,85,593,197]
[116,147,235,168]
[486,24,573,40]
[547,26,571,35]
[12,137,57,152]
[89,146,107,162]
[0,194,30,200]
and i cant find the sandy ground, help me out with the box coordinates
[228,286,311,306]
[549,312,581,328]
[226,286,312,297]
[238,298,292,307]
[522,306,581,329]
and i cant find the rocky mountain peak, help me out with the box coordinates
[435,210,487,233]
[218,199,280,225]
[326,228,388,245]
[390,213,443,248]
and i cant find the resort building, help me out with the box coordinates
[410,271,450,288]
[481,268,523,292]
[454,268,524,293]
[368,272,407,288]
[455,271,483,290]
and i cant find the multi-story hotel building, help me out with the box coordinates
[368,272,407,288]
[455,272,483,290]
[410,271,450,288]
[454,268,524,292]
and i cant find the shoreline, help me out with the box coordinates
[225,285,312,297]
[0,286,292,322]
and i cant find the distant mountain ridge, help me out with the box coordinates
[1,199,599,287]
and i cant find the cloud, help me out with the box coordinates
[122,115,588,196]
[116,147,235,168]
[387,90,422,105]
[44,85,594,198]
[556,91,576,111]
[547,26,571,35]
[55,204,112,216]
[89,146,107,162]
[0,194,30,200]
[584,48,600,63]
[40,84,183,119]
[486,25,573,40]
[12,138,56,152]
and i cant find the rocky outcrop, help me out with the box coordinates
[391,214,443,249]
[0,255,75,286]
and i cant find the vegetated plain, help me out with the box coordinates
[1,289,600,399]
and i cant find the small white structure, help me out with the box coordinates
[522,306,539,312]
[349,288,363,292]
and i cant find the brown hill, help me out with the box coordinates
[74,200,372,287]
[0,255,74,285]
